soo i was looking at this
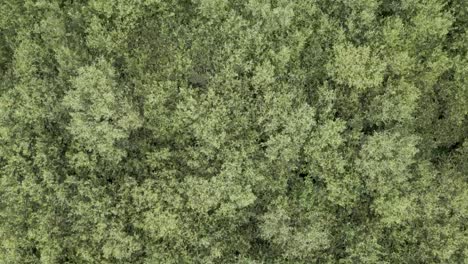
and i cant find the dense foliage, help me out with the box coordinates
[0,0,467,263]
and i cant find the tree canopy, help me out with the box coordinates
[0,0,467,263]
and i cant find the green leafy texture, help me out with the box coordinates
[0,0,466,263]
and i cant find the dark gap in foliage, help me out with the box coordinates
[188,72,208,89]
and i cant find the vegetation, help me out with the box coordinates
[0,0,467,263]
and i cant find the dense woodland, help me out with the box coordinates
[0,0,467,263]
